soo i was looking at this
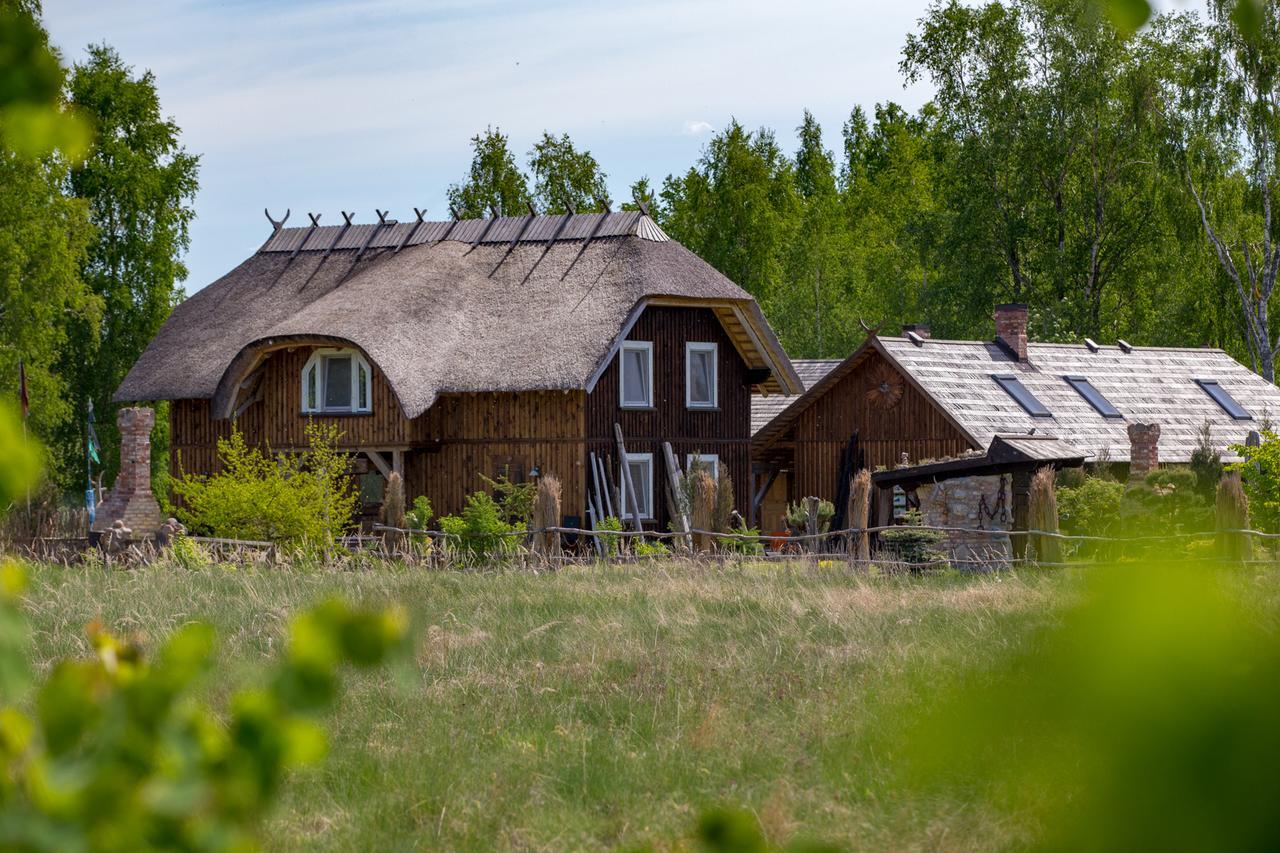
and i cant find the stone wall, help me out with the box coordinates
[916,474,1013,568]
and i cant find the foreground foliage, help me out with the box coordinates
[0,571,407,850]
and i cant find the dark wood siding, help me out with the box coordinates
[170,346,588,523]
[789,350,974,503]
[585,306,752,530]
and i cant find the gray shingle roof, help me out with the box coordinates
[750,359,840,434]
[755,336,1280,464]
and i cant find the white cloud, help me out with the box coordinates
[682,120,714,136]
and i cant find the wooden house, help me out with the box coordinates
[751,304,1280,532]
[115,211,801,531]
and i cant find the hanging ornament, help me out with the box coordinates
[865,362,905,410]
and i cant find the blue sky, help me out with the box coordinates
[43,0,1181,293]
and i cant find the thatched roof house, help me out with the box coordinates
[119,211,798,418]
[118,209,800,531]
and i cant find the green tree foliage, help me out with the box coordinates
[660,120,800,331]
[61,44,198,487]
[172,422,358,547]
[528,131,609,213]
[1231,430,1280,532]
[1173,1,1280,379]
[0,5,98,488]
[901,0,1171,339]
[446,126,532,218]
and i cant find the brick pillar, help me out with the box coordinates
[1127,422,1161,481]
[91,407,164,538]
[995,303,1028,361]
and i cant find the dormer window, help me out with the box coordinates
[619,341,653,409]
[302,348,372,414]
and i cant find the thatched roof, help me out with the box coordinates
[116,212,801,418]
[754,335,1280,464]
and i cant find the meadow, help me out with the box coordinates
[9,559,1094,851]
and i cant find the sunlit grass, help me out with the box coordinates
[16,560,1278,850]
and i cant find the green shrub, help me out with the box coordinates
[405,495,433,531]
[721,522,765,555]
[1231,429,1280,533]
[634,539,670,558]
[1190,421,1223,499]
[1057,476,1124,557]
[879,509,946,567]
[438,492,523,561]
[479,472,536,526]
[784,499,835,533]
[172,422,358,548]
[594,514,623,558]
[0,566,408,849]
[1122,468,1212,539]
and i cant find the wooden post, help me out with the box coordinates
[614,424,644,535]
[589,451,607,520]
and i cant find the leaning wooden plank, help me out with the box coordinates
[595,453,616,518]
[614,423,645,535]
[661,442,692,549]
[588,451,607,520]
[584,500,605,557]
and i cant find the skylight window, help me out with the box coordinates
[1196,379,1251,420]
[1065,376,1122,418]
[993,374,1052,418]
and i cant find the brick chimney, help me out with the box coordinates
[995,303,1028,361]
[91,407,164,539]
[1127,422,1160,481]
[902,323,931,339]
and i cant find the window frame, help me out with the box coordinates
[301,347,372,415]
[621,452,655,520]
[619,341,654,409]
[1064,375,1123,419]
[992,374,1053,418]
[686,453,720,481]
[1195,379,1252,420]
[685,342,719,409]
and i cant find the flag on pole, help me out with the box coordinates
[18,361,28,420]
[87,400,101,465]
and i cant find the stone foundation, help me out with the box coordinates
[91,406,163,539]
[916,474,1013,568]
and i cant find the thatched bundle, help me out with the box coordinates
[847,469,872,563]
[382,472,406,552]
[1028,466,1061,565]
[532,474,562,558]
[1215,471,1252,563]
[691,470,716,553]
[713,474,735,534]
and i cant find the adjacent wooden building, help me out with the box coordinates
[116,211,800,531]
[751,305,1280,532]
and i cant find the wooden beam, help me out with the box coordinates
[750,467,780,529]
[391,449,404,479]
[365,450,392,480]
[231,390,262,421]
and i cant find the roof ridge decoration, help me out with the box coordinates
[257,209,670,254]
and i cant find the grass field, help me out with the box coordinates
[17,560,1274,850]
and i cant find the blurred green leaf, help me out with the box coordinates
[1231,0,1265,42]
[1097,0,1152,37]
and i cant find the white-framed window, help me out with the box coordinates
[686,342,718,409]
[619,341,654,409]
[301,348,372,414]
[686,453,720,481]
[620,452,654,520]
